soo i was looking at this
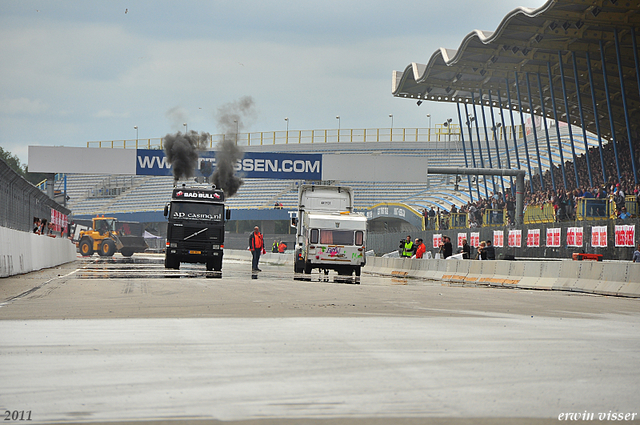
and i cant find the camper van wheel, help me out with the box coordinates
[304,262,312,274]
[354,266,361,277]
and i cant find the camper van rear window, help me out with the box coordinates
[320,230,354,245]
[355,231,364,246]
[171,202,223,222]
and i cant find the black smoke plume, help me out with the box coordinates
[211,96,256,197]
[163,131,209,182]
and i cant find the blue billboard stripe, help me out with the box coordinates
[136,149,322,179]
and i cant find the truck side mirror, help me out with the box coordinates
[163,205,168,217]
[226,209,231,220]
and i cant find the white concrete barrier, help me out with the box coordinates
[363,256,640,298]
[0,226,77,277]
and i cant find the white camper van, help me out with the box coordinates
[292,184,367,278]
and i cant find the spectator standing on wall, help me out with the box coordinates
[33,217,41,234]
[249,226,266,272]
[475,241,487,260]
[485,240,496,260]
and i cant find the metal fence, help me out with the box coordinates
[0,159,70,232]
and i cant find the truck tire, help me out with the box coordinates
[164,254,179,270]
[304,262,312,274]
[354,266,361,277]
[79,238,94,256]
[99,239,116,257]
[120,249,134,257]
[294,259,304,274]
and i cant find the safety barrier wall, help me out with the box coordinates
[0,226,77,278]
[363,256,640,298]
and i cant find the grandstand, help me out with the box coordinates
[60,122,605,222]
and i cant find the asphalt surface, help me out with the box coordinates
[0,254,639,425]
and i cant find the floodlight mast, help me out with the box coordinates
[426,167,526,225]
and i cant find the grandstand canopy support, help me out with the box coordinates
[426,167,525,225]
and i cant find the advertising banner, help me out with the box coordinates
[527,229,540,247]
[470,232,480,248]
[567,227,584,247]
[546,228,561,247]
[591,226,607,248]
[136,149,322,180]
[615,225,635,247]
[433,234,442,249]
[493,230,504,247]
[508,229,522,247]
[457,233,467,248]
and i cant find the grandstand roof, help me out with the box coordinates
[392,0,640,143]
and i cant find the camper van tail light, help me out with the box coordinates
[309,245,315,249]
[358,247,364,252]
[167,242,178,248]
[316,255,320,259]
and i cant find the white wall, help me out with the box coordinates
[0,227,77,277]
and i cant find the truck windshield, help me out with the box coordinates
[170,202,223,222]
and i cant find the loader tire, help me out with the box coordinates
[99,239,116,257]
[79,238,94,257]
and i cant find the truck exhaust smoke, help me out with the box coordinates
[211,96,256,197]
[163,131,209,182]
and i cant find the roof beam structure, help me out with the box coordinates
[392,0,640,145]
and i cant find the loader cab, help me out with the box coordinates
[93,217,117,235]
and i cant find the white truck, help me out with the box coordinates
[292,184,367,278]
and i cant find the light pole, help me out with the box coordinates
[285,117,289,132]
[426,114,431,128]
[183,123,187,134]
[336,116,340,142]
[134,125,138,146]
[444,118,453,168]
[389,114,393,129]
[234,120,238,143]
[426,114,431,141]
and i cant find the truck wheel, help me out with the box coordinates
[294,259,304,274]
[304,262,312,274]
[164,255,179,270]
[120,249,134,257]
[354,266,361,277]
[79,238,93,256]
[99,239,116,257]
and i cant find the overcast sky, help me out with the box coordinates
[1,0,547,165]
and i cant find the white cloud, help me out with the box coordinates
[0,97,48,115]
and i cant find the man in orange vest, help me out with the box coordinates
[278,241,287,253]
[414,238,426,259]
[249,226,265,271]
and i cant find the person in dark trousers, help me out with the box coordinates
[440,236,453,259]
[400,235,414,258]
[633,244,640,263]
[485,240,496,260]
[461,238,471,259]
[249,226,265,271]
[272,240,279,253]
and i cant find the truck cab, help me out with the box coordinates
[164,186,229,271]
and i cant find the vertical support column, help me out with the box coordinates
[572,51,593,188]
[464,102,481,196]
[525,72,546,190]
[479,89,497,195]
[514,72,535,187]
[600,40,622,182]
[497,89,515,193]
[505,78,523,173]
[547,62,568,189]
[456,102,474,202]
[586,51,607,183]
[614,29,638,184]
[471,92,490,199]
[488,90,506,198]
[558,51,580,189]
[536,72,556,191]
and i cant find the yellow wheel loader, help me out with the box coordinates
[78,216,148,257]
